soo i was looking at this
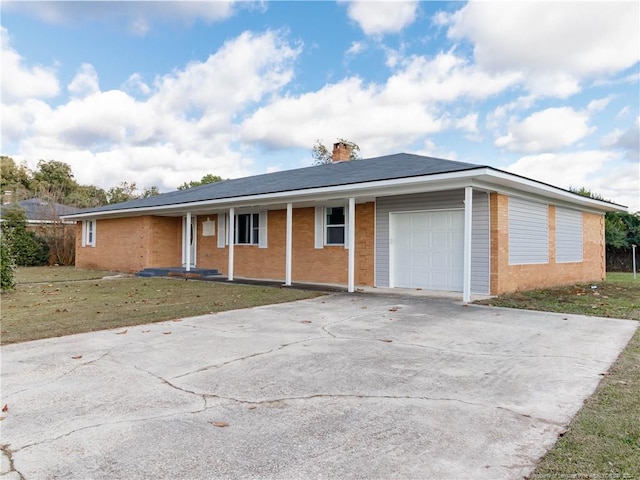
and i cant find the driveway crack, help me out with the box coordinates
[1,444,26,480]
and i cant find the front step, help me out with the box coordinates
[136,267,221,279]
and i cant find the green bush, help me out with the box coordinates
[1,231,15,291]
[1,204,49,268]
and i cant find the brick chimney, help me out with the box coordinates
[331,141,352,162]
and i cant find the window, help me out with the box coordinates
[326,207,345,245]
[82,219,96,247]
[235,213,259,244]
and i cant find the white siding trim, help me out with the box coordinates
[314,206,324,249]
[258,210,268,248]
[556,207,583,263]
[217,213,226,248]
[508,196,549,265]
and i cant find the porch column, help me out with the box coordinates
[348,197,355,293]
[185,212,191,272]
[463,187,473,303]
[285,202,292,286]
[227,207,234,281]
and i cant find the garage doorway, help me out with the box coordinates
[390,210,464,291]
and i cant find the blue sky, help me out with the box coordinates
[1,1,639,211]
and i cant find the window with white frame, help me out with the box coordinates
[325,207,345,245]
[235,213,260,244]
[82,219,96,247]
[314,205,349,248]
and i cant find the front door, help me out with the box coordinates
[182,216,197,267]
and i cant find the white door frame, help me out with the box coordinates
[182,215,197,268]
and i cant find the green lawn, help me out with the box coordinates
[1,267,322,345]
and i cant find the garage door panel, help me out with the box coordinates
[391,210,464,291]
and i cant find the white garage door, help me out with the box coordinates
[390,210,464,291]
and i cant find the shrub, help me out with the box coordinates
[1,231,15,291]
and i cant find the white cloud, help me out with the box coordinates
[241,50,520,155]
[344,1,418,36]
[3,1,237,35]
[495,107,595,153]
[68,63,100,99]
[507,150,638,211]
[441,1,640,96]
[346,41,366,56]
[602,117,640,161]
[7,29,302,191]
[0,27,59,103]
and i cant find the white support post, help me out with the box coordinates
[185,212,191,272]
[285,202,293,286]
[348,197,356,293]
[463,187,473,303]
[227,207,235,281]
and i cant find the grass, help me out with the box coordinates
[477,272,640,479]
[1,266,323,345]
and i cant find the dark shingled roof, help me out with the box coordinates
[0,198,81,222]
[71,153,485,215]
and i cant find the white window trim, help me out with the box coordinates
[314,204,349,249]
[232,211,268,247]
[82,219,96,247]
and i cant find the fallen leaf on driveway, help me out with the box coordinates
[141,330,151,333]
[71,355,83,360]
[301,320,312,324]
[380,339,393,343]
[163,331,172,335]
[210,421,229,427]
[116,329,128,335]
[2,404,8,412]
[248,405,257,410]
[388,307,398,312]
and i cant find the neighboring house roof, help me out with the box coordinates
[1,198,81,223]
[63,153,626,219]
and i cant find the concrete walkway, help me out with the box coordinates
[1,294,637,479]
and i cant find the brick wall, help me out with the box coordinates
[490,193,606,294]
[196,204,375,286]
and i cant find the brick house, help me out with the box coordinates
[63,143,625,301]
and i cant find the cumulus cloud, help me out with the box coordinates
[0,27,59,104]
[495,107,595,153]
[68,63,100,99]
[441,1,640,96]
[5,29,302,190]
[344,1,419,36]
[241,50,520,154]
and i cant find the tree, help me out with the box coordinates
[107,181,139,204]
[312,138,361,165]
[0,156,32,201]
[66,185,109,208]
[178,174,223,190]
[141,186,161,198]
[32,160,78,199]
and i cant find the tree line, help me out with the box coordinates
[1,156,222,208]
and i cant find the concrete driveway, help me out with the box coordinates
[1,293,637,480]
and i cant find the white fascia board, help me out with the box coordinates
[61,167,626,220]
[477,169,627,213]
